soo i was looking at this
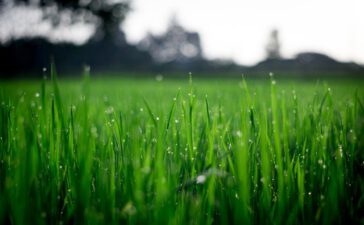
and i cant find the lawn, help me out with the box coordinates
[0,69,364,225]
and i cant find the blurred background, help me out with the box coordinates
[0,0,363,78]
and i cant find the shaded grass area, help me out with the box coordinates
[0,70,364,225]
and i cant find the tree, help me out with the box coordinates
[265,29,281,59]
[3,0,131,43]
[139,17,203,63]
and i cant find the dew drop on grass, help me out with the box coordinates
[105,106,114,114]
[339,145,343,157]
[260,177,265,183]
[84,65,90,73]
[155,74,163,81]
[236,131,242,137]
[196,175,206,184]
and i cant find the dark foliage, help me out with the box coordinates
[139,19,203,64]
[0,38,153,77]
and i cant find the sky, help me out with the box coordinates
[123,0,364,65]
[0,5,95,44]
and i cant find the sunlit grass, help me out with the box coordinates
[0,69,363,225]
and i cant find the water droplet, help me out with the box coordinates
[155,74,163,81]
[196,175,206,184]
[84,65,91,72]
[236,131,242,137]
[105,106,114,114]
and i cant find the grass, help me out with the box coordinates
[0,69,364,225]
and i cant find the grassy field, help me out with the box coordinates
[1,68,364,225]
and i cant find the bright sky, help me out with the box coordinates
[0,5,95,44]
[123,0,364,65]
